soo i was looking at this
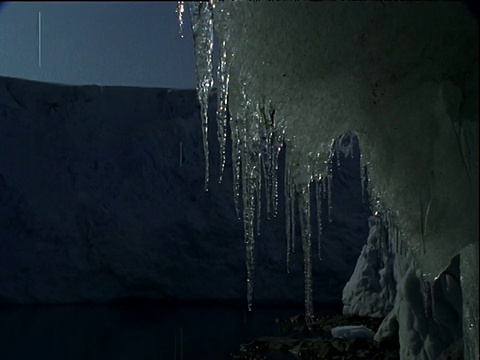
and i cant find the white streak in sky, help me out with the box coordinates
[38,11,41,68]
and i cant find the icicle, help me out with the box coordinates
[335,139,341,169]
[262,154,270,220]
[271,129,284,217]
[298,182,314,321]
[322,176,326,200]
[290,179,296,254]
[216,39,230,183]
[326,141,334,223]
[239,101,264,312]
[242,155,257,312]
[176,1,185,38]
[256,153,262,236]
[262,131,272,220]
[316,177,323,261]
[231,121,242,219]
[189,2,214,191]
[327,167,333,223]
[257,99,275,220]
[230,87,247,220]
[285,165,291,273]
[232,128,242,218]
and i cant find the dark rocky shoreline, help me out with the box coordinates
[232,313,399,360]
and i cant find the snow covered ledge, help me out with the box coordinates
[194,1,478,358]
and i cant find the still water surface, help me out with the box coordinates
[0,302,341,360]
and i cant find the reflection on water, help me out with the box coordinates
[0,302,341,360]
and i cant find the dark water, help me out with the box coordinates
[0,302,341,360]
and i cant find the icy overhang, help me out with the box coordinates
[207,1,478,282]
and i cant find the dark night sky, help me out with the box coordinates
[0,1,197,89]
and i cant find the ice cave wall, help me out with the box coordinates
[0,75,369,304]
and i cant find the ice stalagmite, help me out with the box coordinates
[189,2,214,191]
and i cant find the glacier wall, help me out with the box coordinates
[0,75,369,304]
[189,0,478,358]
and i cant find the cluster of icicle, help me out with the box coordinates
[179,1,372,320]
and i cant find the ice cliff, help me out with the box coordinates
[0,75,369,304]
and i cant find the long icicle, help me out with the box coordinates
[216,39,230,184]
[316,177,323,261]
[290,176,296,254]
[241,99,263,312]
[271,129,284,217]
[189,2,214,191]
[256,152,262,236]
[285,164,292,273]
[176,1,185,38]
[327,169,333,222]
[298,182,314,323]
[231,86,247,220]
[241,141,256,312]
[260,110,272,220]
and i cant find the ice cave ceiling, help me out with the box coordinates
[186,0,479,315]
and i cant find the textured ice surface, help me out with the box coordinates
[342,216,396,317]
[346,216,463,359]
